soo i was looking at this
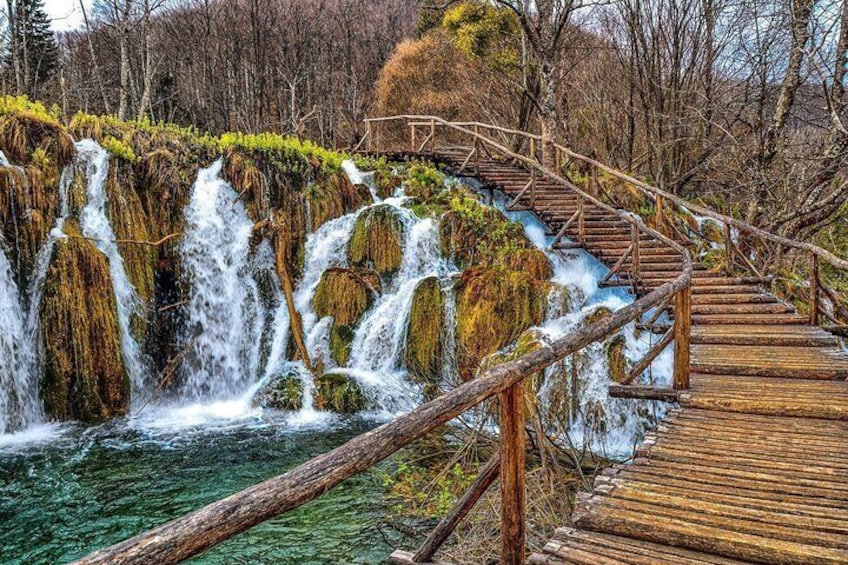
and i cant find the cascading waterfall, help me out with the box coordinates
[464,177,670,456]
[76,140,148,397]
[0,244,39,435]
[178,158,266,401]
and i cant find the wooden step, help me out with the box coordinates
[691,313,810,325]
[691,325,839,346]
[691,344,848,379]
[691,294,778,305]
[690,303,794,315]
[530,527,752,565]
[681,375,848,419]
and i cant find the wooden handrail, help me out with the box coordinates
[72,270,689,565]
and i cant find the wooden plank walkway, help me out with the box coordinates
[432,149,848,565]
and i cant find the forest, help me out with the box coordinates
[0,1,847,564]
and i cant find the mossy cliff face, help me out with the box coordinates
[348,204,405,277]
[0,103,73,281]
[455,265,548,380]
[306,173,373,231]
[405,277,444,385]
[312,268,375,365]
[39,221,129,423]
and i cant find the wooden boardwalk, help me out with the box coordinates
[434,149,848,565]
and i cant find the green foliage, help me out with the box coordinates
[219,132,348,175]
[102,135,139,163]
[0,95,60,124]
[383,458,478,518]
[442,1,521,72]
[403,162,446,201]
[439,190,528,268]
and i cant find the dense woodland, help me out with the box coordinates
[2,0,846,242]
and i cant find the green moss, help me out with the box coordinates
[438,191,527,269]
[254,372,303,410]
[312,268,374,365]
[455,266,548,380]
[39,220,129,423]
[607,334,628,383]
[101,135,138,163]
[503,248,553,282]
[306,173,373,231]
[405,277,444,384]
[348,204,405,277]
[315,372,366,413]
[403,163,446,201]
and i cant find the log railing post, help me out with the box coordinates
[590,166,598,198]
[673,286,691,390]
[555,146,561,173]
[499,381,525,565]
[529,137,536,163]
[577,196,585,245]
[810,251,820,326]
[430,118,436,153]
[723,223,733,276]
[631,223,641,292]
[474,124,480,164]
[409,123,416,153]
[530,169,536,208]
[656,195,664,230]
[366,121,373,152]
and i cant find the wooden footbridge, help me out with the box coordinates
[73,117,848,565]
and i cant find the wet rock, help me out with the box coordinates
[348,204,405,277]
[254,370,303,410]
[312,267,374,365]
[405,276,444,385]
[315,372,365,413]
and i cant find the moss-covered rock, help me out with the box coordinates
[438,193,527,269]
[253,371,303,410]
[348,204,405,277]
[405,276,444,385]
[607,334,628,383]
[455,266,548,380]
[306,173,373,231]
[39,220,129,423]
[314,372,365,413]
[503,249,553,282]
[312,268,374,365]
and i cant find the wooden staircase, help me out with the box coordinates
[432,147,848,565]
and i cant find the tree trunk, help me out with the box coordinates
[273,221,314,375]
[539,62,557,170]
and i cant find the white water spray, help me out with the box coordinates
[178,158,266,401]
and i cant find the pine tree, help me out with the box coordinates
[8,0,59,94]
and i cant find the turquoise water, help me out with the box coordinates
[0,413,402,564]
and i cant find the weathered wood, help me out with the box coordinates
[810,250,820,326]
[607,385,679,402]
[500,382,526,565]
[673,286,691,390]
[577,197,585,244]
[274,224,314,374]
[390,550,452,565]
[412,454,501,562]
[630,223,641,292]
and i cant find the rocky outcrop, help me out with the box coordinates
[405,276,444,385]
[314,372,365,413]
[348,204,405,277]
[312,268,375,365]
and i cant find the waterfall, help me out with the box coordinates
[342,212,449,413]
[178,159,265,401]
[440,277,459,386]
[76,140,148,398]
[342,159,380,202]
[0,244,39,435]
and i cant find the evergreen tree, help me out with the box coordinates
[8,0,59,94]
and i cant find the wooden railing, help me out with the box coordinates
[363,115,699,398]
[73,121,693,565]
[361,115,848,332]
